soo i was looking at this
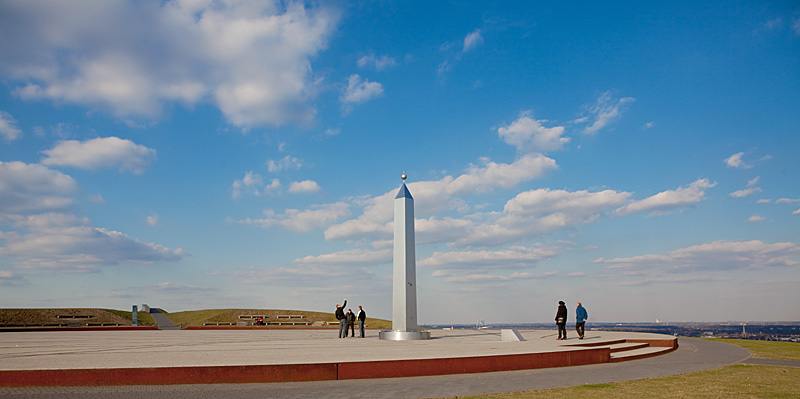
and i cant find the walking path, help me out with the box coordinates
[148,309,178,330]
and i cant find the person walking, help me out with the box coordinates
[345,309,356,337]
[555,300,568,340]
[357,305,367,338]
[335,299,347,338]
[576,302,588,339]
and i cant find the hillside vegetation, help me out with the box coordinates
[163,308,391,328]
[0,308,155,327]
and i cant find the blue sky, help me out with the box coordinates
[1,1,798,323]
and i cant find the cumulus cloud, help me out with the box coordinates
[340,74,384,104]
[288,180,321,194]
[240,202,350,232]
[0,1,339,127]
[323,154,558,243]
[267,155,302,173]
[724,152,751,169]
[614,178,716,216]
[0,161,78,220]
[600,240,800,281]
[41,137,157,174]
[0,162,182,272]
[730,176,762,198]
[497,112,569,153]
[0,111,22,140]
[357,54,396,70]
[420,245,559,271]
[146,214,159,226]
[0,213,183,272]
[462,29,483,52]
[748,214,764,222]
[231,171,265,199]
[581,92,635,134]
[294,248,391,266]
[456,188,631,247]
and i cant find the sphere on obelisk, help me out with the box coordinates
[379,173,431,340]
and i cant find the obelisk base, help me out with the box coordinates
[379,330,431,341]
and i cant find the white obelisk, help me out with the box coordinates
[380,173,430,340]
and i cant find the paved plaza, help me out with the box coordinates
[0,329,757,398]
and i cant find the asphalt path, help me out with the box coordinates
[0,338,752,399]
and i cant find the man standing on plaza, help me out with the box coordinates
[576,302,588,340]
[357,305,367,338]
[335,298,347,338]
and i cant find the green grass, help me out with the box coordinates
[454,365,800,399]
[438,339,800,399]
[703,338,800,361]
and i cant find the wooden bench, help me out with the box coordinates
[203,322,236,326]
[238,315,268,319]
[276,315,304,319]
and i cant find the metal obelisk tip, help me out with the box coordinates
[401,173,407,181]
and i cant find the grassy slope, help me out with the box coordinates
[703,338,800,361]
[162,308,392,328]
[0,308,155,326]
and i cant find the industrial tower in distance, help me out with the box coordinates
[379,174,431,340]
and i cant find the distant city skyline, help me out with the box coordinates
[0,1,798,323]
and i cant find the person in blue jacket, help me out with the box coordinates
[575,302,588,340]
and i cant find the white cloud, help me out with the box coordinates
[0,213,183,272]
[324,154,558,243]
[776,198,800,204]
[730,187,762,198]
[241,202,350,232]
[748,214,764,222]
[456,188,631,247]
[267,155,302,173]
[231,171,265,199]
[288,180,321,194]
[340,74,384,104]
[581,92,635,134]
[294,248,391,266]
[41,137,157,174]
[497,112,569,153]
[357,54,396,70]
[793,17,800,35]
[642,121,655,130]
[600,240,800,276]
[614,178,716,216]
[0,270,29,286]
[0,1,339,127]
[419,245,560,271]
[143,282,214,293]
[147,214,159,226]
[463,29,483,53]
[0,161,78,219]
[794,208,800,215]
[0,111,22,140]
[724,152,751,169]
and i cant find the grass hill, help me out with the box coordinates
[0,308,156,327]
[162,308,392,328]
[0,308,390,329]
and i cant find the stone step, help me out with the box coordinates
[608,342,651,353]
[610,346,674,362]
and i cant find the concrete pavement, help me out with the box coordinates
[0,337,752,399]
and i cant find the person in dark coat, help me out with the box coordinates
[357,305,367,338]
[335,299,347,338]
[555,300,568,340]
[345,309,356,337]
